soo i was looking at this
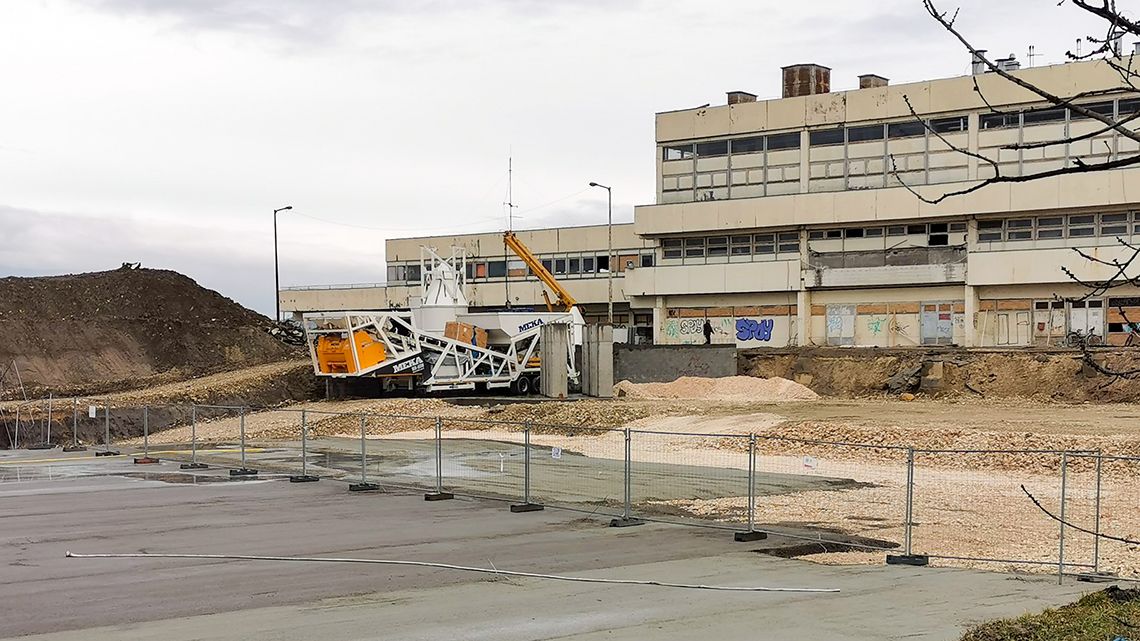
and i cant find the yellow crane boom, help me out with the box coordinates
[503,231,577,312]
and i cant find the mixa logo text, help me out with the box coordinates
[392,356,425,374]
[518,319,545,333]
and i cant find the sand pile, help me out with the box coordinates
[613,376,818,402]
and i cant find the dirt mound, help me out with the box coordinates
[613,376,818,402]
[741,347,1140,402]
[0,266,296,394]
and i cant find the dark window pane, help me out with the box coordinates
[583,257,595,272]
[845,228,864,238]
[888,121,926,138]
[662,238,683,248]
[553,259,566,274]
[778,242,799,253]
[568,258,580,273]
[978,220,1004,229]
[695,140,728,157]
[949,222,967,231]
[1103,213,1129,223]
[685,237,704,247]
[541,259,553,272]
[1023,107,1066,125]
[663,145,694,161]
[826,230,842,239]
[1007,219,1033,228]
[907,224,926,234]
[979,232,1003,241]
[808,230,825,239]
[708,245,728,257]
[663,248,682,259]
[708,236,728,245]
[929,233,950,245]
[1102,225,1128,235]
[732,137,764,154]
[731,245,751,255]
[1035,301,1050,309]
[1007,231,1031,240]
[766,132,800,150]
[1071,101,1115,119]
[1120,98,1140,117]
[597,256,610,271]
[778,232,799,242]
[755,243,775,254]
[488,261,506,278]
[1069,215,1095,225]
[930,116,967,133]
[809,127,845,146]
[1038,217,1063,227]
[640,254,654,267]
[865,227,884,237]
[1069,227,1095,237]
[887,226,906,236]
[1037,229,1063,239]
[980,113,1018,130]
[847,124,885,142]
[929,223,949,233]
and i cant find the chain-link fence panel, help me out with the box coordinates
[629,430,749,529]
[436,417,524,502]
[911,449,1092,573]
[527,424,625,516]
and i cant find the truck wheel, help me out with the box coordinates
[515,376,531,395]
[529,376,540,395]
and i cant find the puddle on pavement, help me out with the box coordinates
[0,465,270,485]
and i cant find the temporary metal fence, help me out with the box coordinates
[7,397,1140,582]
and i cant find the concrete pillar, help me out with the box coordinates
[581,324,614,398]
[967,112,980,180]
[799,130,810,194]
[539,324,570,398]
[796,289,812,346]
[964,284,980,347]
[652,296,665,344]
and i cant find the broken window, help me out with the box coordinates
[662,144,694,161]
[930,116,967,133]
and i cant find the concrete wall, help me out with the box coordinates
[613,344,736,384]
[385,223,650,262]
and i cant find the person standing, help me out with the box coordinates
[703,318,713,345]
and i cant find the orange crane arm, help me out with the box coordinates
[503,231,577,312]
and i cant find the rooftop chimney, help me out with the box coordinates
[971,49,988,75]
[781,64,831,98]
[995,53,1021,72]
[858,74,889,89]
[727,90,758,105]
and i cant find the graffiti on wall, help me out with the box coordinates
[736,318,775,342]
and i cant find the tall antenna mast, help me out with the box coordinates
[503,155,517,309]
[1027,45,1039,68]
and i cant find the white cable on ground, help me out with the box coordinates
[65,551,839,593]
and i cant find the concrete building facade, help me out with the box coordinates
[282,57,1140,349]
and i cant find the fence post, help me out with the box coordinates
[1093,450,1103,575]
[610,428,644,527]
[349,414,379,491]
[64,398,85,452]
[181,405,208,469]
[886,447,928,566]
[230,407,258,476]
[290,409,319,482]
[735,433,767,541]
[1058,451,1068,584]
[96,403,119,456]
[425,416,452,500]
[14,406,19,450]
[134,405,159,464]
[510,421,543,512]
[45,393,53,445]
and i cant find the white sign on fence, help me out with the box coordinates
[802,455,818,470]
[551,447,562,460]
[88,405,97,418]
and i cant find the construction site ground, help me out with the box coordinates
[0,449,1087,641]
[93,391,1140,580]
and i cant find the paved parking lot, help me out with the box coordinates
[0,450,1088,640]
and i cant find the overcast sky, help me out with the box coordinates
[0,0,1107,316]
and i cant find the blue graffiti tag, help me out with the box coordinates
[735,318,774,342]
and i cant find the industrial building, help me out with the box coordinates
[282,56,1140,348]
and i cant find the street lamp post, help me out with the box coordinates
[273,205,293,322]
[588,182,613,325]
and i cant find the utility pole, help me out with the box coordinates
[273,205,293,322]
[588,182,614,325]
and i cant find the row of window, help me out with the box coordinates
[977,212,1137,242]
[386,252,655,283]
[808,222,967,241]
[980,97,1140,130]
[662,96,1140,161]
[661,232,800,259]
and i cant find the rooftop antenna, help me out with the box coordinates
[1076,38,1082,58]
[1027,45,1040,67]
